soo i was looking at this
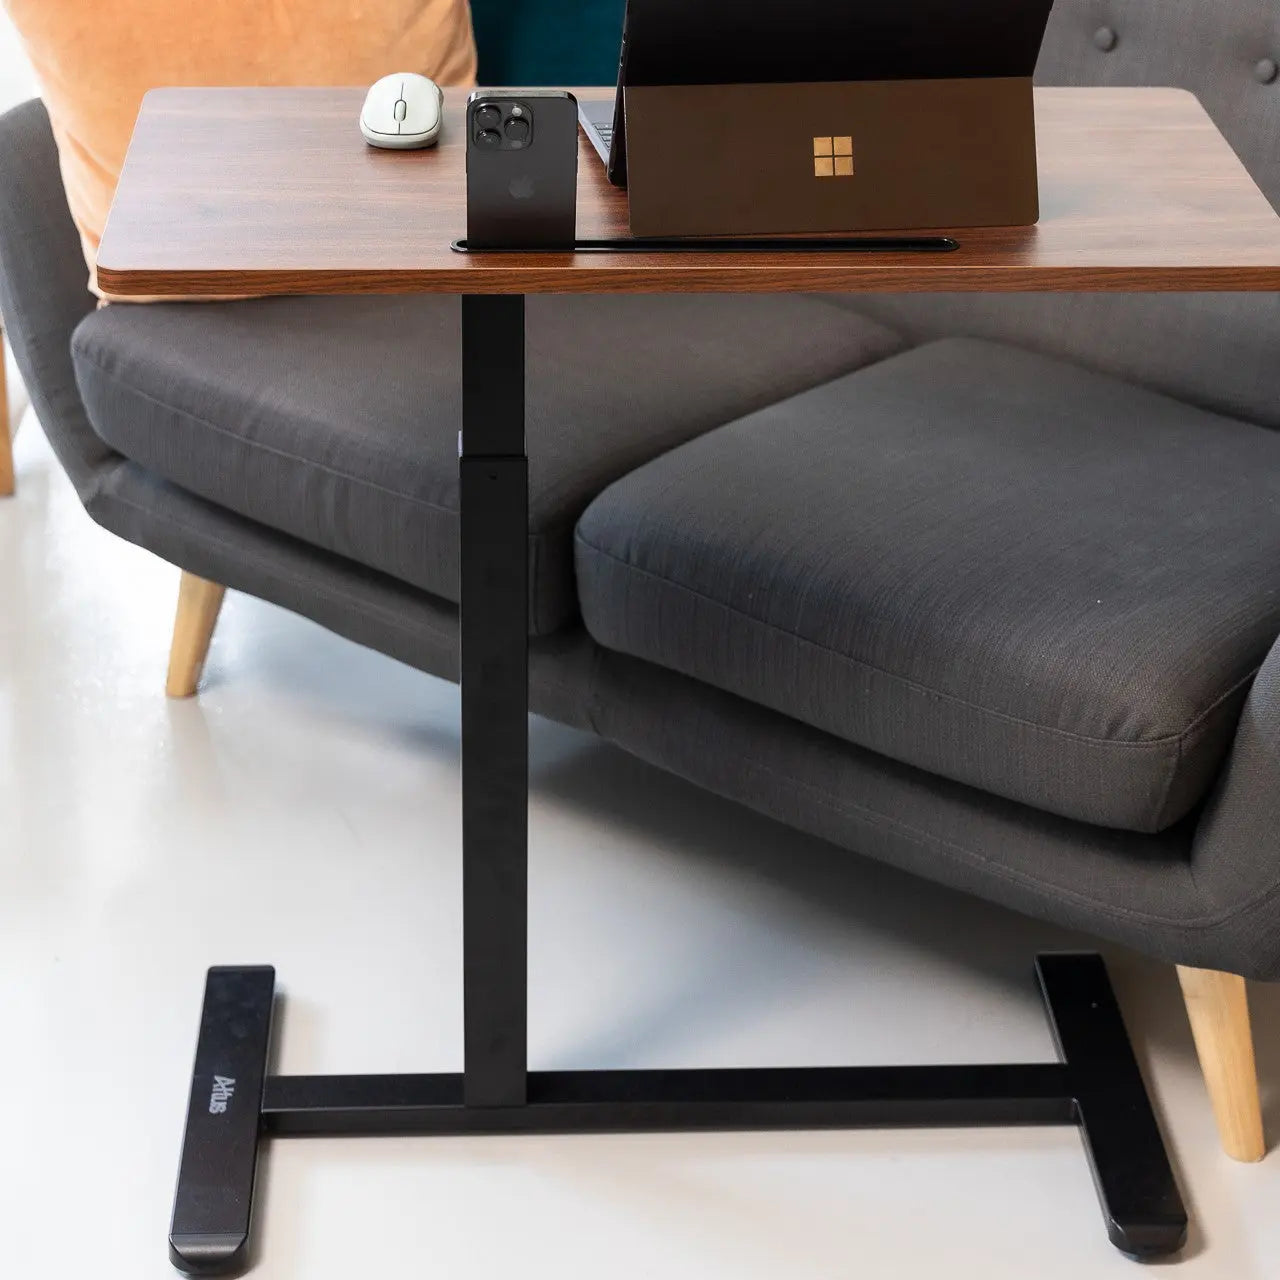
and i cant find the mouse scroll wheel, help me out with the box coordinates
[394,99,408,122]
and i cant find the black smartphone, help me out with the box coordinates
[466,89,578,250]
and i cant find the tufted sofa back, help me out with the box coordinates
[1038,1,1279,205]
[845,0,1280,429]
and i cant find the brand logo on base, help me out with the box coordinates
[209,1075,237,1114]
[813,136,854,178]
[509,175,536,200]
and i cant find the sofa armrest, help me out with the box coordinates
[0,98,109,493]
[1190,632,1280,977]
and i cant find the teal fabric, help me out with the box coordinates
[470,0,624,86]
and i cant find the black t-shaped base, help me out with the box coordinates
[167,953,1186,1274]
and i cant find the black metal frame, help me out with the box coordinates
[167,295,1187,1276]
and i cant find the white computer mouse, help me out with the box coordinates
[360,73,443,149]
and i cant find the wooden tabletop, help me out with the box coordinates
[96,85,1280,297]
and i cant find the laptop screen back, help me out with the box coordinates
[622,0,1054,86]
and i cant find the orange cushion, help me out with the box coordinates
[4,1,476,294]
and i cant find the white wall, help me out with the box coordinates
[0,10,36,112]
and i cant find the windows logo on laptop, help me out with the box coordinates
[813,136,855,179]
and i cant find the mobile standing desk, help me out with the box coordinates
[97,85,1280,1274]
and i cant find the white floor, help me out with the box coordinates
[3,410,1280,1280]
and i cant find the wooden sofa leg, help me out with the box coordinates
[1176,965,1266,1161]
[1,329,14,498]
[166,572,226,698]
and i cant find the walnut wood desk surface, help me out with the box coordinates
[96,85,1280,297]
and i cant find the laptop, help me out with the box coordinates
[580,0,1057,238]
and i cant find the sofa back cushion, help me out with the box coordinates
[840,0,1280,428]
[1039,0,1278,204]
[3,0,477,293]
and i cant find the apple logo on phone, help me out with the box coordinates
[509,175,536,200]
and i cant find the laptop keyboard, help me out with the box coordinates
[595,123,613,147]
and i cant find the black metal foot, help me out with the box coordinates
[169,966,275,1276]
[1038,954,1188,1258]
[168,953,1185,1273]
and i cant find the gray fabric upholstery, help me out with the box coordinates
[830,0,1280,429]
[577,338,1280,833]
[75,443,1280,979]
[587,645,1280,981]
[90,448,1280,980]
[71,293,902,635]
[835,291,1280,434]
[1191,632,1280,970]
[0,101,102,492]
[86,457,598,732]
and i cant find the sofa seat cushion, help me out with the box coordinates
[72,293,903,635]
[576,338,1280,833]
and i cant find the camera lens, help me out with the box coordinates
[504,116,531,144]
[476,129,502,150]
[474,104,501,130]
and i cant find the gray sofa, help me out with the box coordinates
[2,0,1278,1162]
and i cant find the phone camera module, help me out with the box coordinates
[504,116,531,145]
[476,128,502,150]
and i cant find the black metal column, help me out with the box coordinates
[459,294,529,1108]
